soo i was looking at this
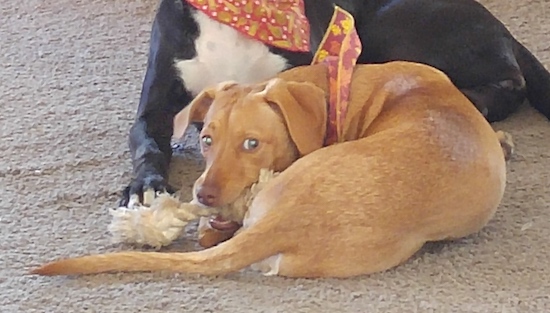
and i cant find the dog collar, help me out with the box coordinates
[311,6,362,146]
[186,0,310,52]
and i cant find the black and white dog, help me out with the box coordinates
[121,0,550,206]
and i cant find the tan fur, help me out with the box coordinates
[31,61,507,278]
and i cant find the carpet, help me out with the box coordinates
[1,0,549,312]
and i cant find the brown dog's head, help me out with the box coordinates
[173,78,327,208]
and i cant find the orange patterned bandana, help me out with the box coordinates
[186,0,310,52]
[311,6,362,146]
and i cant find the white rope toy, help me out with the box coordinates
[108,169,279,249]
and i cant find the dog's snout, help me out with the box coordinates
[196,183,220,207]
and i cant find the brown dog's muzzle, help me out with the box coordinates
[194,170,243,247]
[194,150,249,208]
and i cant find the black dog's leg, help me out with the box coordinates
[460,76,526,122]
[121,0,199,206]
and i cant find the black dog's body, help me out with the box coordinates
[121,0,550,205]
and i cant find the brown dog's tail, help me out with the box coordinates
[30,220,284,277]
[514,39,550,119]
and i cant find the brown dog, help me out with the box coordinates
[31,61,507,278]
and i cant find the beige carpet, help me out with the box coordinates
[1,0,549,312]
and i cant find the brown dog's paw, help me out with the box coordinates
[197,216,239,248]
[198,228,236,248]
[496,130,514,161]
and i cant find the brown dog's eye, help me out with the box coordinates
[242,138,259,151]
[201,135,213,147]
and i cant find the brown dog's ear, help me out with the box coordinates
[263,78,327,156]
[173,81,240,139]
[172,88,216,139]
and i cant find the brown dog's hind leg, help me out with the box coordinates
[273,236,426,278]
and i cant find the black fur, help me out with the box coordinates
[120,0,550,206]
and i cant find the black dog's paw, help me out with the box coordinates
[119,174,175,208]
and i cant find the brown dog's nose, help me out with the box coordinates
[196,184,220,207]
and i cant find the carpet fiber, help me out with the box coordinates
[1,0,549,312]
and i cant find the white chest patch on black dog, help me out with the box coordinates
[175,11,289,96]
